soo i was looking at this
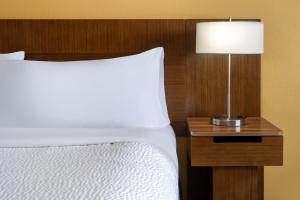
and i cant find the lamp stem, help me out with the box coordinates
[227,16,232,119]
[227,53,231,119]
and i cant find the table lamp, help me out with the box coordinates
[196,18,264,126]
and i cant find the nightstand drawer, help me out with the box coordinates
[190,136,283,166]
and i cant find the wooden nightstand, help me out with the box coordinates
[187,117,283,200]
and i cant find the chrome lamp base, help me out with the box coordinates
[212,116,246,127]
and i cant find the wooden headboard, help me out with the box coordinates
[0,19,260,135]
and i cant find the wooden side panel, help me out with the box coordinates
[231,55,261,116]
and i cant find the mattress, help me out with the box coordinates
[0,126,178,200]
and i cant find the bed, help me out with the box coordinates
[0,19,261,200]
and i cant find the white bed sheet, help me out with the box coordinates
[0,125,178,169]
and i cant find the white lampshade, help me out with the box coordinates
[196,21,264,54]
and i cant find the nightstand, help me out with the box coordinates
[187,117,283,200]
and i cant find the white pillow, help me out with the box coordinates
[0,51,25,60]
[0,47,170,128]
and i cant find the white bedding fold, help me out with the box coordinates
[0,126,179,200]
[0,126,177,168]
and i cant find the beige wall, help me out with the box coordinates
[1,0,300,199]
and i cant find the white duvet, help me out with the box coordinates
[0,126,179,200]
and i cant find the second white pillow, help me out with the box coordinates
[0,51,25,60]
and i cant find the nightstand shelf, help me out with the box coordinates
[187,117,283,200]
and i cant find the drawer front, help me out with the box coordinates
[190,136,283,166]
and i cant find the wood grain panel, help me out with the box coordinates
[213,167,259,200]
[231,55,261,117]
[190,136,283,166]
[0,20,186,55]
